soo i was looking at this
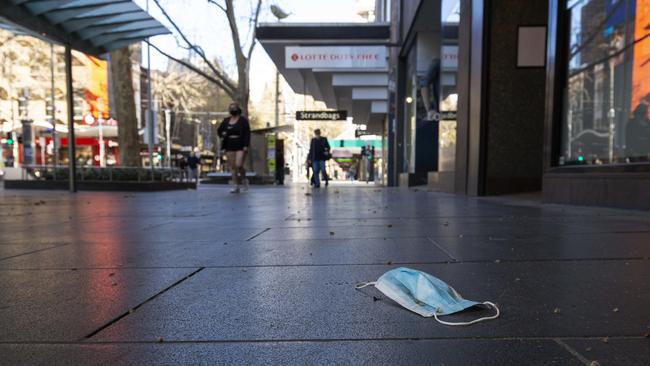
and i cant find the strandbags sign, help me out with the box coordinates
[286,46,387,69]
[296,111,347,121]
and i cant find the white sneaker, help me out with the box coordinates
[230,186,240,194]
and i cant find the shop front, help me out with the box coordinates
[543,0,650,209]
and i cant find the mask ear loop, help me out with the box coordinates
[433,301,500,326]
[355,282,377,289]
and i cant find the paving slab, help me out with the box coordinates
[0,243,65,260]
[2,185,649,364]
[94,261,650,342]
[254,220,592,241]
[0,237,452,269]
[0,225,262,245]
[0,339,580,366]
[0,268,197,341]
[431,232,650,261]
[561,338,650,366]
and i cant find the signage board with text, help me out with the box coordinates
[286,46,387,69]
[442,45,458,70]
[296,110,347,121]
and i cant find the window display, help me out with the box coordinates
[562,0,650,165]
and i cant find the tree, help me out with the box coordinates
[109,46,140,167]
[151,0,262,116]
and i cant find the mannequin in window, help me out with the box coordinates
[419,58,441,121]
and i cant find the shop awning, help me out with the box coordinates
[0,0,169,56]
[256,23,390,133]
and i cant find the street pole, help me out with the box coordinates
[165,109,171,168]
[146,0,155,180]
[98,98,105,167]
[50,43,58,168]
[275,68,280,127]
[18,88,33,166]
[65,44,76,192]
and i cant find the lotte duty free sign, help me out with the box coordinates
[286,46,387,69]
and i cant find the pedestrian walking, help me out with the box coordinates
[178,154,187,182]
[306,158,314,186]
[308,129,331,188]
[218,102,251,194]
[363,144,372,183]
[187,152,200,183]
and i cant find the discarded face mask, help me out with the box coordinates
[356,267,500,326]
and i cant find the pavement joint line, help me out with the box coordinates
[245,228,271,241]
[425,237,458,262]
[0,335,647,345]
[3,229,650,246]
[141,221,171,230]
[82,267,205,340]
[0,243,71,262]
[0,257,646,271]
[554,338,592,365]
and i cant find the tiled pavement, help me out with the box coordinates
[0,184,649,365]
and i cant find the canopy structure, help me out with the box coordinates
[0,0,170,192]
[256,23,390,135]
[0,0,169,56]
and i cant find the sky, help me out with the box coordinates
[134,0,369,103]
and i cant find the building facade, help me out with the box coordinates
[387,0,650,210]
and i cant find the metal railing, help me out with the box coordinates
[18,165,184,183]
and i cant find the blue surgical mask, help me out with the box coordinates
[356,267,499,326]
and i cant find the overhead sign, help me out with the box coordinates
[296,110,347,121]
[442,45,458,70]
[439,111,457,121]
[286,46,387,69]
[355,129,372,138]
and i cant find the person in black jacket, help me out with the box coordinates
[218,103,251,193]
[187,152,200,182]
[308,129,330,188]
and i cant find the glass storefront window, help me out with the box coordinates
[562,0,650,165]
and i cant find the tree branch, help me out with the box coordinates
[152,0,238,92]
[246,0,262,62]
[207,0,227,13]
[145,40,237,98]
[224,0,245,67]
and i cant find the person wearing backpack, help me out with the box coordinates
[308,129,331,188]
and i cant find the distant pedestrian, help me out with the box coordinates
[218,102,251,193]
[308,129,331,188]
[178,154,187,181]
[187,152,200,182]
[363,144,373,183]
[349,165,357,181]
[306,158,314,186]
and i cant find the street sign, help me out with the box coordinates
[355,129,372,138]
[286,46,387,69]
[296,110,347,121]
[439,111,457,121]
